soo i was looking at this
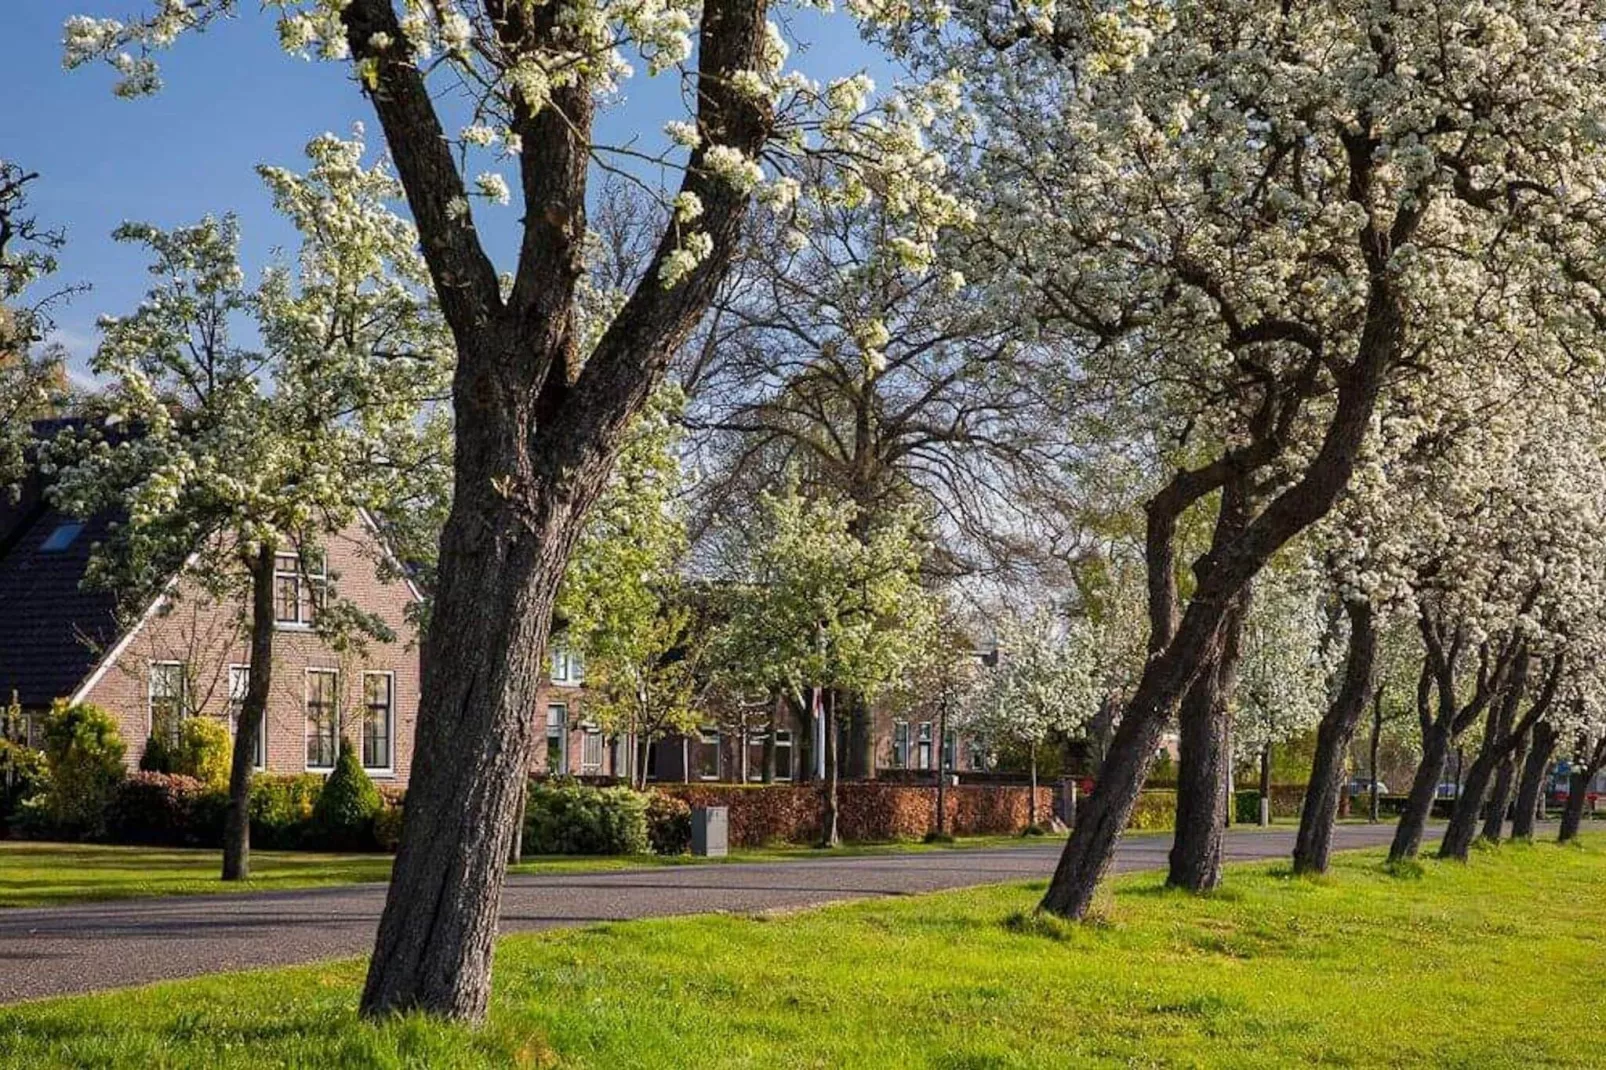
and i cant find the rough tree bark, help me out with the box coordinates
[349,0,772,1020]
[221,542,277,882]
[1510,721,1556,841]
[1293,600,1377,875]
[1167,591,1246,891]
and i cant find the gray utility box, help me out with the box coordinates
[691,805,729,858]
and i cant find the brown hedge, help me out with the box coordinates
[654,782,1055,847]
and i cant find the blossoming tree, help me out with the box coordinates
[966,608,1100,827]
[48,133,451,885]
[916,0,1606,917]
[65,0,966,1018]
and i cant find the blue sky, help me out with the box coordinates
[2,2,892,385]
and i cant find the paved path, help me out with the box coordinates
[0,822,1417,1004]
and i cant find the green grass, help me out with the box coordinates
[2,837,1603,1067]
[0,834,1041,908]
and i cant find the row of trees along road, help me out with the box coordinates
[8,0,1604,1027]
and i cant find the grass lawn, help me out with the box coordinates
[0,834,1043,908]
[1,837,1601,1067]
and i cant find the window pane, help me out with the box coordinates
[774,732,793,780]
[695,729,720,780]
[545,705,567,774]
[306,671,338,769]
[362,674,392,770]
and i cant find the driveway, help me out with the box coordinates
[0,822,1417,1003]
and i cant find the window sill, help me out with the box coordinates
[275,622,315,633]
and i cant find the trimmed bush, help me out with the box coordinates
[309,741,383,850]
[39,700,125,839]
[524,780,650,856]
[645,791,691,855]
[1125,789,1175,832]
[248,774,324,848]
[171,717,232,786]
[105,772,210,846]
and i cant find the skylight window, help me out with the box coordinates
[39,522,84,553]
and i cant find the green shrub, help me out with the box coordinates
[374,799,406,852]
[248,774,325,848]
[171,717,232,786]
[309,741,383,850]
[138,734,174,774]
[0,737,48,834]
[645,791,691,855]
[1126,789,1176,832]
[524,780,650,856]
[40,700,126,839]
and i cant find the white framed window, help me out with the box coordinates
[892,720,910,769]
[581,728,604,774]
[305,669,339,771]
[274,552,327,628]
[545,703,568,774]
[943,732,956,772]
[694,726,721,781]
[227,664,265,770]
[361,671,394,774]
[774,729,794,781]
[916,722,933,771]
[149,661,188,745]
[744,730,796,781]
[549,645,584,685]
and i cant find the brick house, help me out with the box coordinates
[0,420,626,787]
[0,480,425,783]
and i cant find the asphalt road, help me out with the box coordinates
[0,822,1419,1004]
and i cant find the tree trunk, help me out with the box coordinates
[1439,689,1515,861]
[1259,745,1272,826]
[762,698,777,784]
[1294,601,1377,875]
[1480,725,1529,843]
[1368,685,1384,823]
[1559,769,1590,844]
[819,688,840,848]
[1167,636,1233,891]
[1510,722,1556,841]
[634,732,651,791]
[508,773,527,864]
[222,543,277,882]
[1038,271,1396,919]
[935,698,948,835]
[1028,742,1038,829]
[360,449,593,1020]
[1390,721,1451,862]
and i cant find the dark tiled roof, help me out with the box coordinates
[0,502,122,710]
